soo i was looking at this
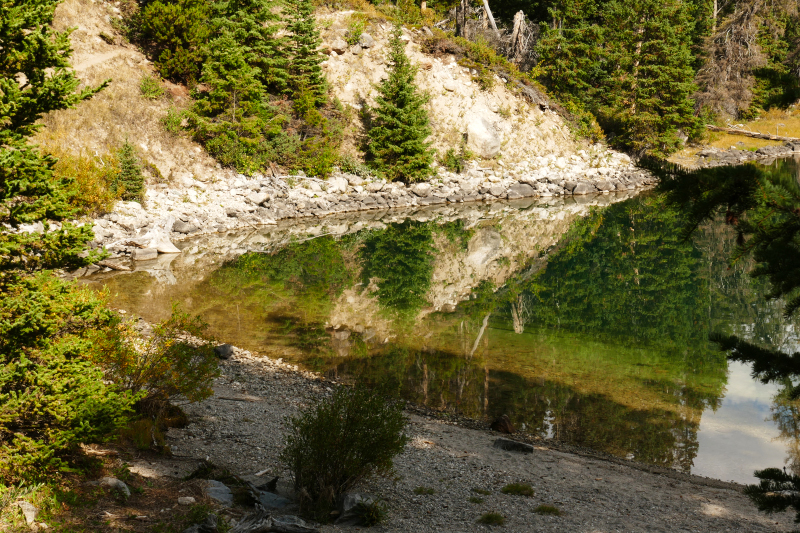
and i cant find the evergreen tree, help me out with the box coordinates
[366,24,434,183]
[1,0,136,481]
[210,0,288,92]
[283,0,326,103]
[132,0,213,84]
[115,140,145,202]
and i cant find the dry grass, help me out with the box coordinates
[33,0,221,185]
[49,146,120,216]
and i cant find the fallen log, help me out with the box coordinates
[706,124,800,143]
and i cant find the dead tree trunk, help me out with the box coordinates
[481,0,500,37]
[509,11,526,64]
[456,0,468,38]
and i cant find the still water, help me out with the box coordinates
[85,160,800,485]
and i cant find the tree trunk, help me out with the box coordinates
[481,0,500,36]
[510,11,526,64]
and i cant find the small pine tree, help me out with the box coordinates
[283,0,327,103]
[366,24,434,183]
[115,140,145,202]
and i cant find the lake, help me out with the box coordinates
[84,159,800,485]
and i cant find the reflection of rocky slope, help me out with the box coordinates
[326,193,636,336]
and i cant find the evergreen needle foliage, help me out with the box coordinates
[284,0,327,103]
[115,140,145,202]
[366,24,434,183]
[280,386,409,521]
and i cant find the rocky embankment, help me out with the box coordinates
[77,152,653,262]
[694,140,800,167]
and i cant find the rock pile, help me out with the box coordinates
[695,141,800,167]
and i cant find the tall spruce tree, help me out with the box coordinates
[211,0,288,93]
[366,24,434,183]
[1,0,136,481]
[283,0,326,103]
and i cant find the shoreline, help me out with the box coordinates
[136,339,795,532]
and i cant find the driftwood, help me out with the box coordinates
[706,124,800,143]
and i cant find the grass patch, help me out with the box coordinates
[469,496,484,504]
[501,483,534,497]
[534,504,562,516]
[477,511,505,525]
[354,499,388,526]
[140,74,165,100]
[413,486,435,495]
[472,487,492,495]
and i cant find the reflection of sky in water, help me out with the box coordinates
[695,361,784,484]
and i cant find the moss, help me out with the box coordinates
[534,504,562,516]
[477,512,505,525]
[501,483,534,497]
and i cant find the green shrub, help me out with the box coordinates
[477,512,505,525]
[469,496,484,503]
[354,499,388,526]
[92,305,220,415]
[413,486,435,495]
[162,106,186,134]
[337,154,372,177]
[534,504,562,516]
[0,274,136,482]
[345,14,366,46]
[113,140,145,202]
[501,483,534,497]
[280,386,409,521]
[140,74,166,99]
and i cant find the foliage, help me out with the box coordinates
[49,148,120,215]
[91,305,220,414]
[1,0,108,277]
[337,154,373,177]
[537,0,701,155]
[130,0,213,84]
[645,158,800,317]
[500,482,534,496]
[279,386,409,521]
[354,499,388,526]
[0,274,136,482]
[534,504,562,515]
[140,74,166,99]
[360,220,435,319]
[345,14,366,46]
[477,512,505,525]
[284,0,327,103]
[365,24,434,183]
[113,140,145,202]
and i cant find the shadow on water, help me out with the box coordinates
[87,176,800,482]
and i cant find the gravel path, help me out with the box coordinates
[146,349,795,532]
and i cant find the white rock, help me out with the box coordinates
[327,176,348,193]
[466,115,502,158]
[247,192,268,205]
[411,183,432,197]
[443,79,456,92]
[178,496,196,505]
[366,181,384,192]
[99,477,131,497]
[15,501,38,525]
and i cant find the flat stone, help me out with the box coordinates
[132,247,158,261]
[247,192,268,205]
[258,490,293,510]
[350,44,362,55]
[493,438,534,454]
[594,179,615,192]
[15,501,38,525]
[204,480,233,506]
[178,496,196,505]
[331,38,348,54]
[443,79,456,91]
[488,185,505,197]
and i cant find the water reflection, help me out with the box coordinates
[87,178,800,483]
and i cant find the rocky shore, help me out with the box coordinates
[693,140,800,167]
[75,150,655,262]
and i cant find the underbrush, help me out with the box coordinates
[48,147,120,215]
[280,386,409,522]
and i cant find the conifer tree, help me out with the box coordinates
[283,0,327,103]
[366,24,434,183]
[1,0,136,481]
[211,0,288,92]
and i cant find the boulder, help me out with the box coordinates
[488,184,505,197]
[204,480,233,506]
[442,79,456,92]
[335,493,376,526]
[330,38,348,54]
[466,116,501,158]
[173,221,198,234]
[15,501,38,526]
[214,344,235,360]
[257,491,293,510]
[594,179,615,192]
[562,181,577,193]
[129,217,182,253]
[366,181,384,192]
[491,415,516,434]
[327,176,348,193]
[411,183,432,197]
[350,44,362,55]
[100,476,131,497]
[506,183,535,199]
[358,33,375,48]
[247,192,268,205]
[493,437,534,454]
[572,181,596,195]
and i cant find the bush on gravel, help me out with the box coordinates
[280,386,409,521]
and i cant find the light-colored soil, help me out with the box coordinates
[137,347,797,532]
